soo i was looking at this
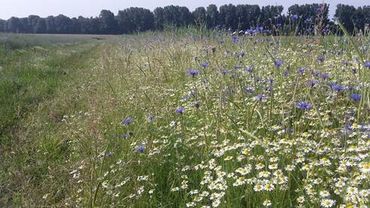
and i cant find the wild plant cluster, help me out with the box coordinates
[61,34,370,207]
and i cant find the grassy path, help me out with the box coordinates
[0,42,103,206]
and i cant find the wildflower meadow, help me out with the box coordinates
[0,30,369,207]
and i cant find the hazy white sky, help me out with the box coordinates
[0,0,368,19]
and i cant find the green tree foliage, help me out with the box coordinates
[335,4,356,34]
[288,4,329,35]
[206,4,218,29]
[235,5,260,29]
[0,3,368,35]
[335,4,370,34]
[260,6,284,34]
[153,6,192,30]
[117,7,154,33]
[192,7,206,26]
[0,19,5,32]
[34,18,46,33]
[28,15,40,33]
[219,4,237,29]
[153,7,165,30]
[7,17,22,33]
[45,16,56,34]
[166,5,192,27]
[54,15,73,34]
[99,10,118,34]
[260,5,284,23]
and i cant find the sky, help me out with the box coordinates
[0,0,369,20]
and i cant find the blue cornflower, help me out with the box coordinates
[176,106,185,114]
[312,70,320,77]
[296,101,312,110]
[341,124,353,135]
[187,68,200,77]
[350,93,361,102]
[201,62,209,68]
[307,79,319,88]
[359,123,370,132]
[283,70,289,77]
[364,60,370,69]
[135,144,145,153]
[232,36,239,44]
[320,72,329,80]
[255,94,267,102]
[121,116,133,126]
[274,59,283,68]
[317,55,325,63]
[297,67,305,75]
[330,83,345,92]
[245,66,253,73]
[291,14,299,21]
[221,69,229,75]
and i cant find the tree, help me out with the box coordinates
[288,4,329,35]
[335,4,357,34]
[45,16,56,33]
[163,6,180,27]
[178,7,193,26]
[28,15,41,33]
[99,10,118,34]
[235,5,248,29]
[88,17,101,34]
[206,4,218,29]
[235,5,260,29]
[138,8,155,32]
[70,17,81,34]
[0,3,365,35]
[363,6,370,26]
[192,7,206,26]
[7,17,22,33]
[117,7,154,33]
[363,6,370,34]
[219,4,237,30]
[259,5,284,34]
[54,15,73,33]
[350,6,370,33]
[77,16,100,34]
[19,18,29,33]
[260,5,283,24]
[154,7,165,30]
[0,19,5,32]
[156,5,192,28]
[34,18,46,33]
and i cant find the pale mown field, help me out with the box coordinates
[0,32,369,207]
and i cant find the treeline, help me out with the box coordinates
[0,4,369,35]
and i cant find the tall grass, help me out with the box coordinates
[0,32,369,207]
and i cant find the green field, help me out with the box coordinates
[0,32,369,207]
